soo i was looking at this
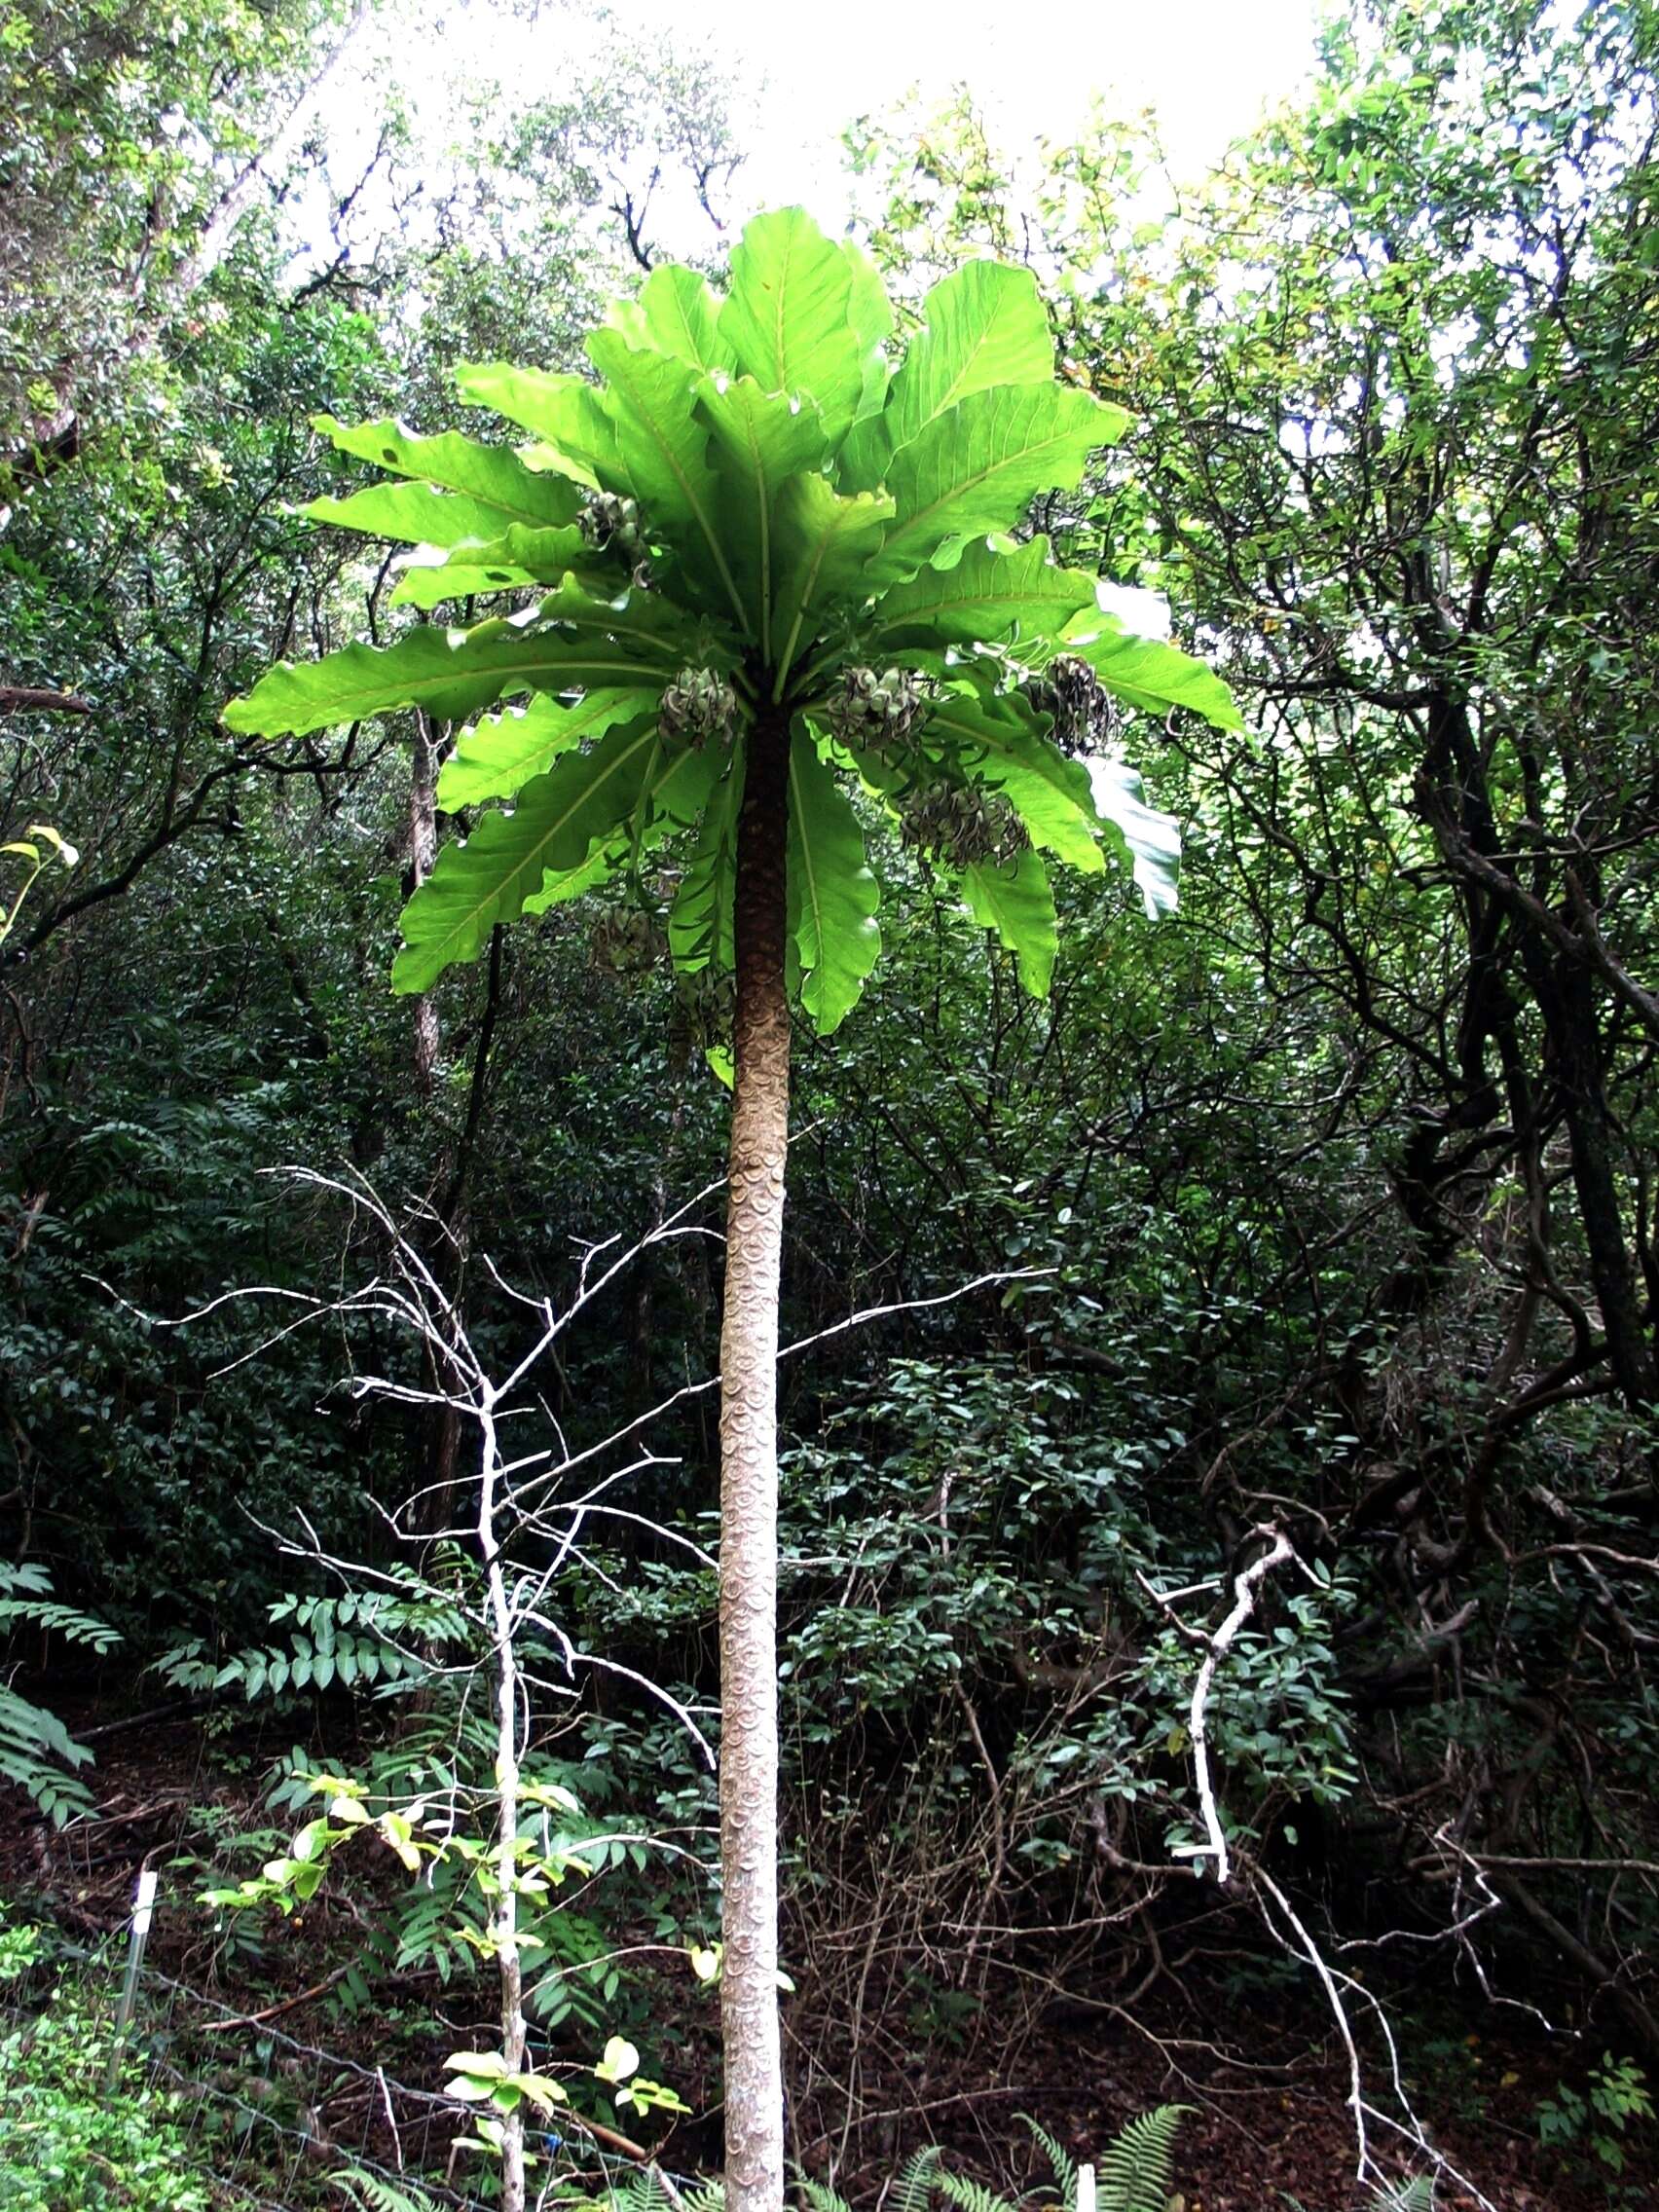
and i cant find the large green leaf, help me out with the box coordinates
[586,328,748,630]
[224,620,679,737]
[718,208,866,446]
[529,574,703,665]
[517,844,614,918]
[646,734,721,832]
[454,364,625,493]
[525,731,719,917]
[960,848,1057,996]
[841,259,1056,493]
[668,749,744,975]
[1085,757,1182,917]
[926,686,1103,873]
[1061,618,1242,731]
[870,535,1097,649]
[769,475,895,694]
[787,723,881,1034]
[608,264,735,373]
[866,384,1124,586]
[841,240,896,425]
[305,482,530,549]
[313,417,579,530]
[392,719,664,991]
[389,525,594,608]
[695,377,830,656]
[438,689,660,808]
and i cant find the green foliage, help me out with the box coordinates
[0,1563,115,1823]
[157,1577,468,1701]
[1537,2052,1654,2176]
[1374,2183,1435,2212]
[0,1929,211,2211]
[389,713,705,992]
[1017,2120,1074,2205]
[0,824,77,946]
[1093,2107,1188,2212]
[189,1583,703,2046]
[0,0,342,440]
[329,2166,445,2212]
[893,2148,945,2212]
[598,2172,722,2212]
[228,208,1230,1029]
[739,2110,1186,2212]
[0,1031,396,1637]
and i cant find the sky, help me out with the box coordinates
[681,0,1325,203]
[310,0,1328,270]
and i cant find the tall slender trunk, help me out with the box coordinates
[160,0,376,314]
[480,1391,529,2212]
[408,706,463,1534]
[718,715,791,2212]
[408,707,442,1097]
[1526,944,1657,1410]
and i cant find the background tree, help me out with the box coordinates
[1,0,379,456]
[841,0,1659,2058]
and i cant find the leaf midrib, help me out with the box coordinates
[599,342,751,634]
[872,574,1092,636]
[418,723,660,966]
[881,396,1098,571]
[253,645,670,730]
[441,687,655,804]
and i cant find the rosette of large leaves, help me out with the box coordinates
[226,206,1236,1020]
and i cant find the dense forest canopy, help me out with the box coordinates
[2,3,1657,2208]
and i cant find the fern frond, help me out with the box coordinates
[0,1598,120,1651]
[893,2146,942,2212]
[1097,2105,1190,2212]
[0,1685,96,1825]
[606,2169,679,2212]
[329,2162,442,2212]
[937,2170,1019,2212]
[798,2179,855,2212]
[682,2181,726,2212]
[0,1563,114,1824]
[1018,2116,1077,2207]
[1371,2179,1435,2212]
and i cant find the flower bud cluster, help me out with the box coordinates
[658,667,737,749]
[899,783,1028,867]
[822,664,930,748]
[1044,652,1116,756]
[589,905,661,976]
[679,963,737,1040]
[580,491,650,577]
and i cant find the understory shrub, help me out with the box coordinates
[0,1911,212,2212]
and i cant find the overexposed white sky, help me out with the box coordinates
[310,0,1326,269]
[698,0,1324,204]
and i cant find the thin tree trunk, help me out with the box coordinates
[1526,947,1657,1411]
[406,705,463,1536]
[480,1390,529,2212]
[10,0,375,461]
[718,716,791,2212]
[149,0,376,318]
[408,707,442,1096]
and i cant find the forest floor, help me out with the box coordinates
[0,1703,1638,2212]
